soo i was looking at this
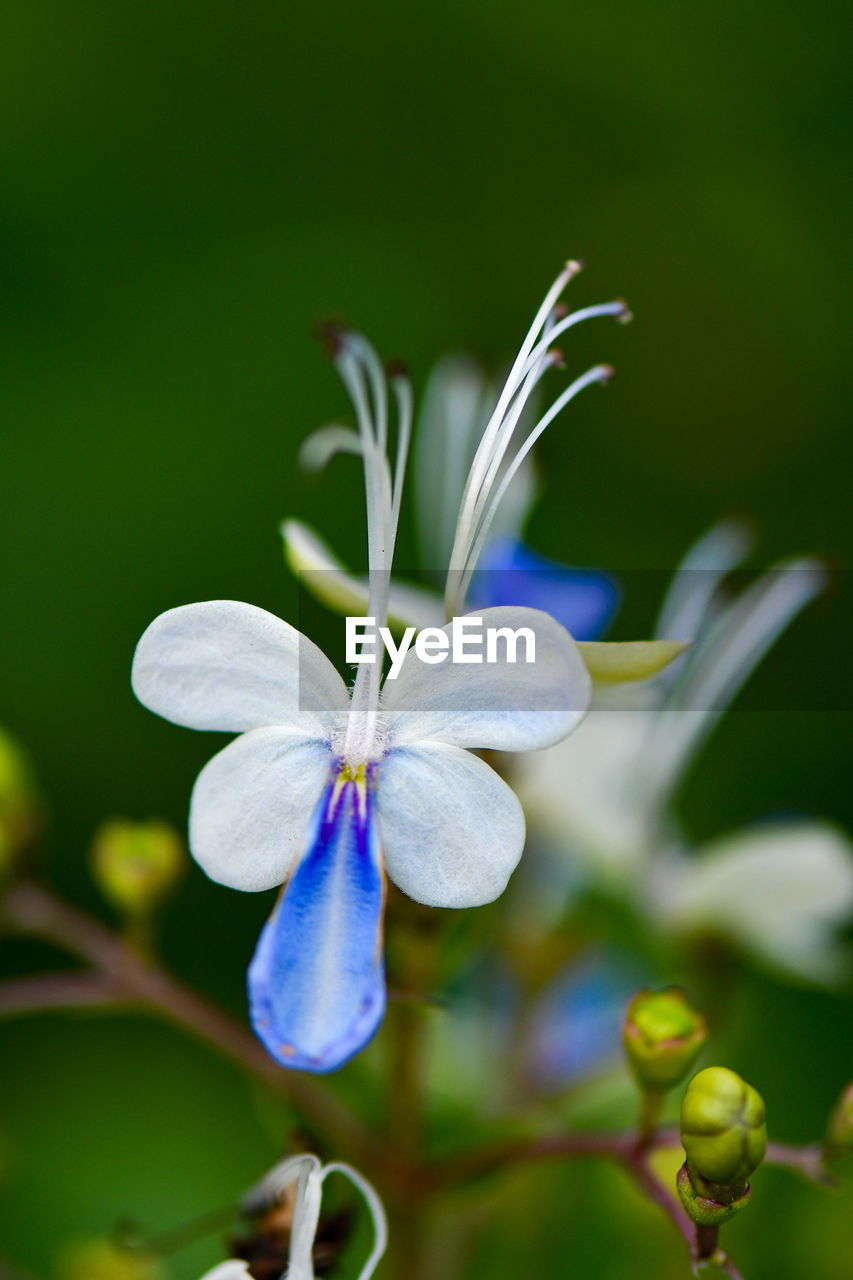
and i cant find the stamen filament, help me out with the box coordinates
[330,338,413,762]
[451,262,583,564]
[444,264,626,619]
[521,300,630,378]
[452,363,614,616]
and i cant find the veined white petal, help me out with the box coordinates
[189,728,331,891]
[132,600,349,736]
[656,823,853,984]
[376,740,525,907]
[380,606,591,752]
[282,519,442,630]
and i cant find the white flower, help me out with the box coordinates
[132,271,604,1070]
[199,1153,386,1280]
[515,522,853,982]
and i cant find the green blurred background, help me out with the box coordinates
[1,2,851,1277]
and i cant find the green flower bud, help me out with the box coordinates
[676,1161,752,1227]
[0,728,41,874]
[680,1066,767,1188]
[91,818,184,915]
[827,1082,853,1151]
[623,987,707,1091]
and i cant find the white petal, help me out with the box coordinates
[132,599,349,735]
[376,740,525,907]
[656,823,853,984]
[380,606,591,752]
[189,728,331,891]
[515,709,661,881]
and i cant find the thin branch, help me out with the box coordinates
[0,1259,48,1280]
[0,882,377,1169]
[427,1130,695,1255]
[627,1150,695,1250]
[715,1253,745,1280]
[764,1140,837,1188]
[640,1128,833,1188]
[0,971,120,1016]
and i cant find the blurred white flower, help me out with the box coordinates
[515,522,853,983]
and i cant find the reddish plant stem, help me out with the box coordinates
[425,1130,695,1256]
[0,882,377,1170]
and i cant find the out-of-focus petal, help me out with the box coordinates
[471,537,620,640]
[381,606,591,752]
[377,740,525,907]
[189,728,331,891]
[515,709,660,882]
[282,519,443,630]
[248,771,386,1071]
[647,559,826,797]
[132,599,349,736]
[655,822,853,985]
[655,519,754,642]
[578,639,689,684]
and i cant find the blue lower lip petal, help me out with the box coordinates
[471,536,620,641]
[247,767,386,1072]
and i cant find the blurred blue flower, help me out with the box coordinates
[523,957,636,1089]
[471,535,620,641]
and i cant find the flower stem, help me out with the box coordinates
[695,1223,719,1262]
[0,881,377,1169]
[384,893,440,1280]
[636,1088,666,1150]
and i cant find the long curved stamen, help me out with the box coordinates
[239,1155,388,1280]
[444,265,627,619]
[454,364,614,614]
[450,265,581,574]
[520,299,631,378]
[320,1162,388,1280]
[330,337,413,762]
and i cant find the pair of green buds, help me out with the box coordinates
[624,988,767,1230]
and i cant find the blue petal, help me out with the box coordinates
[470,536,620,640]
[247,765,386,1072]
